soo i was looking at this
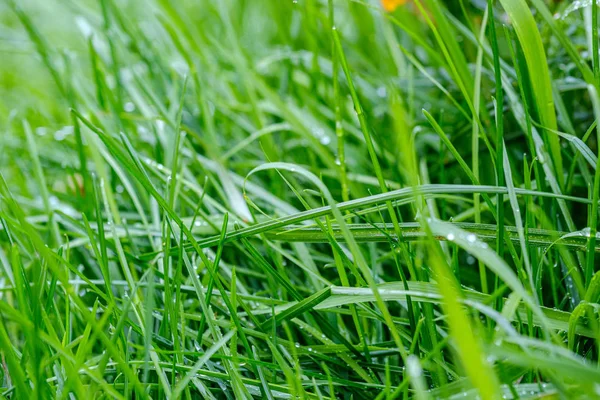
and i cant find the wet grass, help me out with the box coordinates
[1,0,600,398]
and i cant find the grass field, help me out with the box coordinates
[1,0,600,398]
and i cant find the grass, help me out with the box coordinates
[1,0,600,398]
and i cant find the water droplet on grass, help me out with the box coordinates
[124,102,135,112]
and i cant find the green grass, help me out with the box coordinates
[1,0,600,398]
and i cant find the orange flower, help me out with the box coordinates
[382,0,409,12]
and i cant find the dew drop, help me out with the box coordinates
[320,135,331,145]
[124,102,135,112]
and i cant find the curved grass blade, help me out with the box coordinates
[146,184,592,260]
[499,0,563,181]
[246,162,410,362]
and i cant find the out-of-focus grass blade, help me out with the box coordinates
[0,302,32,398]
[530,0,596,86]
[499,0,563,181]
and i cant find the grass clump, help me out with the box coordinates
[1,0,600,398]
